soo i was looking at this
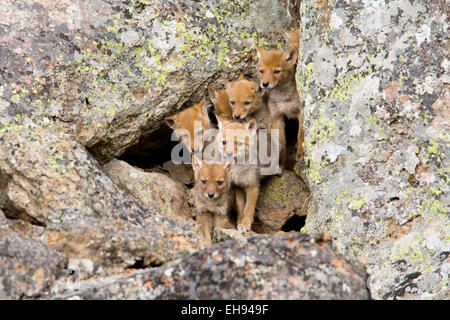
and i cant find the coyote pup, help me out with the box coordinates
[224,74,271,130]
[192,154,234,245]
[216,116,260,233]
[164,98,210,154]
[255,45,304,167]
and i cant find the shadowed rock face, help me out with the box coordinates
[298,0,449,299]
[0,0,296,163]
[51,233,370,300]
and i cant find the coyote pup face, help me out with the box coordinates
[192,155,232,200]
[164,98,210,153]
[224,74,264,122]
[255,45,298,89]
[216,115,258,161]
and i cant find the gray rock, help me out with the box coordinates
[162,161,195,186]
[254,170,310,233]
[103,159,193,219]
[298,0,449,299]
[52,233,370,299]
[0,219,65,299]
[0,120,201,274]
[0,119,148,226]
[0,0,296,163]
[212,227,256,244]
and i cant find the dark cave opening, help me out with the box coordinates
[284,116,301,170]
[281,214,306,232]
[118,124,188,170]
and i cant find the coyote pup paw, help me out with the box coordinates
[295,147,304,161]
[237,224,251,234]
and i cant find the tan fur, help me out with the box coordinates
[225,75,272,129]
[256,45,304,166]
[216,116,260,233]
[164,98,210,153]
[281,29,300,50]
[192,155,234,245]
[208,87,233,120]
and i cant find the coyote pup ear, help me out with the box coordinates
[282,29,300,43]
[283,46,298,65]
[164,116,178,129]
[208,87,219,104]
[238,73,245,80]
[192,154,203,171]
[224,81,232,92]
[215,114,225,130]
[255,45,263,60]
[246,119,258,136]
[223,158,233,172]
[281,29,293,41]
[252,82,263,95]
[198,97,210,124]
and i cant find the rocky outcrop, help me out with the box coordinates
[5,0,447,301]
[0,0,297,163]
[0,214,201,300]
[103,159,193,218]
[52,233,370,300]
[0,120,202,298]
[298,0,449,299]
[0,119,149,226]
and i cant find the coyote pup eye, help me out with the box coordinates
[216,180,223,186]
[244,101,250,105]
[273,69,280,74]
[201,179,207,185]
[259,69,264,74]
[230,100,235,105]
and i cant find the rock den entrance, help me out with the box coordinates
[113,111,310,236]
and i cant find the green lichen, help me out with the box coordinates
[351,198,366,210]
[259,175,303,206]
[425,140,444,164]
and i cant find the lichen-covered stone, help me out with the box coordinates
[0,120,201,276]
[0,0,296,163]
[254,170,310,233]
[0,119,151,226]
[298,0,449,299]
[0,219,65,299]
[103,159,193,219]
[51,233,370,299]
